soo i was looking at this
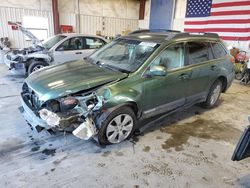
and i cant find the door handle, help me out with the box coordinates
[211,65,217,70]
[75,52,82,54]
[178,73,189,80]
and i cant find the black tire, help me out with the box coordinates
[27,60,48,75]
[201,80,222,109]
[98,106,137,145]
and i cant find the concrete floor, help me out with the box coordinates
[0,63,250,188]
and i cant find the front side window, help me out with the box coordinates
[187,42,213,64]
[88,38,159,73]
[85,37,105,49]
[57,37,84,51]
[42,35,66,50]
[151,43,185,70]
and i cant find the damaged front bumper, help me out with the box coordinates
[19,96,50,131]
[4,55,25,74]
[19,94,98,140]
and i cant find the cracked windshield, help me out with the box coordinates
[88,38,159,73]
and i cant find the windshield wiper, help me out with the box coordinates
[101,64,118,72]
[102,64,130,74]
[85,58,130,74]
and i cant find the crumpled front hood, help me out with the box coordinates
[25,60,127,101]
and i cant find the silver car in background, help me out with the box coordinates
[5,22,107,75]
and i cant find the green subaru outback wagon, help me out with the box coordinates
[20,30,234,145]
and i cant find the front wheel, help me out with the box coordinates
[98,107,136,145]
[28,61,48,75]
[201,80,222,108]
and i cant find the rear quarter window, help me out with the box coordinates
[211,42,228,59]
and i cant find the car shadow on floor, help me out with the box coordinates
[138,103,211,135]
[134,98,243,152]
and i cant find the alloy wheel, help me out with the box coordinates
[106,114,133,143]
[33,65,44,72]
[210,84,221,105]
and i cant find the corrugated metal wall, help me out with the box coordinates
[102,16,138,36]
[59,13,76,30]
[79,14,138,36]
[0,6,54,49]
[138,19,149,29]
[79,14,103,35]
[0,6,139,48]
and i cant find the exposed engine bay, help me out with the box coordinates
[21,82,105,140]
[6,45,46,62]
[4,22,52,72]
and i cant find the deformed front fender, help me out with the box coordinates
[98,86,142,112]
[27,53,52,63]
[93,87,142,129]
[94,101,139,130]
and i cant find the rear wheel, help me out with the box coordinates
[28,60,47,75]
[235,73,243,80]
[201,80,222,108]
[98,107,136,145]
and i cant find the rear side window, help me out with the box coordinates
[85,37,106,49]
[187,42,213,65]
[211,42,227,59]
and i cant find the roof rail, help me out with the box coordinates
[128,29,181,35]
[174,32,219,39]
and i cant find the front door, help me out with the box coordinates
[53,37,89,64]
[142,42,192,118]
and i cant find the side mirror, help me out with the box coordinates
[232,124,250,161]
[148,65,167,77]
[56,46,65,51]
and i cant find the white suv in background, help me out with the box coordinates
[5,22,107,75]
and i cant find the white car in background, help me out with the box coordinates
[5,22,107,75]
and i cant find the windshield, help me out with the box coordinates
[88,38,159,73]
[42,35,66,50]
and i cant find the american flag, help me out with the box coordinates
[184,0,250,42]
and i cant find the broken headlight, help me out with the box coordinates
[60,97,79,112]
[13,56,23,62]
[39,108,60,127]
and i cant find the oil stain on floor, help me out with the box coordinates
[160,118,241,151]
[143,146,151,152]
[42,148,56,156]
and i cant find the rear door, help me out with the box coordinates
[185,41,218,103]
